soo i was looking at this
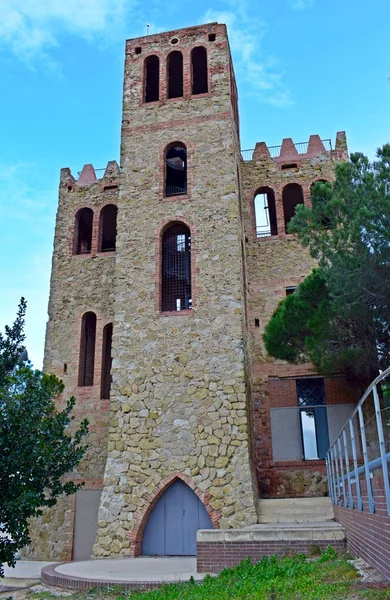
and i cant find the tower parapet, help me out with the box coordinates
[247,132,348,164]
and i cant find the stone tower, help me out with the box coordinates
[26,22,258,561]
[92,22,257,558]
[25,22,356,563]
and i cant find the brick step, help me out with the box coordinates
[196,522,346,573]
[256,497,335,524]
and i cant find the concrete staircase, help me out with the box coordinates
[256,497,335,524]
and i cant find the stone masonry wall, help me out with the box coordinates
[92,24,257,558]
[24,164,119,560]
[239,134,360,498]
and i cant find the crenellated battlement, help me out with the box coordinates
[241,131,348,163]
[59,160,120,188]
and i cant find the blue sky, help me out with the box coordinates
[1,0,389,368]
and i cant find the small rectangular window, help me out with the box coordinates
[281,163,298,170]
[208,33,216,41]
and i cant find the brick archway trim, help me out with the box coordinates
[128,471,220,556]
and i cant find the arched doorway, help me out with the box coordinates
[142,479,213,556]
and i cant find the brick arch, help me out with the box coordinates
[128,471,220,557]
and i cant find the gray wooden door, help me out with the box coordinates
[142,479,213,555]
[73,489,102,560]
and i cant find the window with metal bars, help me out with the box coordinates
[161,224,191,312]
[254,187,277,237]
[165,143,187,197]
[74,208,93,254]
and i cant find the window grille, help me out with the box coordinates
[297,379,325,406]
[161,224,191,312]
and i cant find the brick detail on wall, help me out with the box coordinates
[334,476,390,582]
[197,539,347,573]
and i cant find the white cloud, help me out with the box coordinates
[290,0,314,9]
[203,8,292,107]
[0,0,132,60]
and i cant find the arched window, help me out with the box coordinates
[161,224,191,312]
[74,208,93,254]
[282,183,304,233]
[165,143,187,197]
[167,51,183,99]
[144,55,159,103]
[78,312,96,386]
[191,47,208,95]
[100,323,113,400]
[254,187,277,237]
[99,204,117,252]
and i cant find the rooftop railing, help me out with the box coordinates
[325,366,390,517]
[241,139,332,162]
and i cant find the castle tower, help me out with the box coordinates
[90,23,257,558]
[24,22,357,564]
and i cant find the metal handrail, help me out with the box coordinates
[241,139,332,162]
[325,366,390,516]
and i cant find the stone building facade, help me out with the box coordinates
[26,22,359,561]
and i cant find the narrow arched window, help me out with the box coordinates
[282,183,304,233]
[79,312,96,386]
[161,224,191,312]
[99,204,117,252]
[100,323,113,399]
[254,187,277,237]
[75,208,93,254]
[167,51,183,99]
[165,143,187,197]
[191,47,208,95]
[144,55,159,103]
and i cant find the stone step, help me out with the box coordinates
[257,497,335,524]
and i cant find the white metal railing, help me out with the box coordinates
[326,366,390,516]
[241,139,332,162]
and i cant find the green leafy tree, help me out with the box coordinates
[264,145,390,383]
[0,299,88,577]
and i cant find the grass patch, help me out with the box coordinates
[28,548,390,600]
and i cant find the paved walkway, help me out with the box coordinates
[2,558,205,591]
[40,557,206,590]
[59,557,201,581]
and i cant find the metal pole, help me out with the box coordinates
[372,384,390,516]
[349,418,363,510]
[337,437,347,507]
[358,404,375,513]
[333,444,342,505]
[343,429,354,509]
